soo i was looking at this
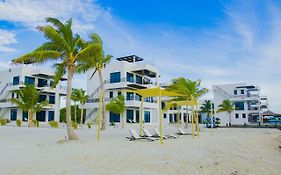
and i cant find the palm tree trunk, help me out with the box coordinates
[177,107,181,128]
[98,69,106,130]
[191,106,195,138]
[195,102,200,137]
[122,113,125,129]
[66,66,79,140]
[80,107,83,126]
[28,110,33,127]
[229,112,231,127]
[185,106,189,128]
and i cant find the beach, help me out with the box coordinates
[0,125,280,175]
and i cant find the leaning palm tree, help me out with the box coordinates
[216,100,235,126]
[12,18,100,140]
[72,88,89,125]
[76,34,112,132]
[106,95,125,128]
[9,85,49,127]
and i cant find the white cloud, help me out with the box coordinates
[0,29,17,52]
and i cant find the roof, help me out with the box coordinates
[116,55,143,63]
[236,85,256,89]
[263,110,281,117]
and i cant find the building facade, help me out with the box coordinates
[0,66,66,123]
[213,83,268,126]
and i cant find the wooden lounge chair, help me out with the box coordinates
[142,128,161,139]
[176,128,197,136]
[152,128,178,139]
[126,129,157,142]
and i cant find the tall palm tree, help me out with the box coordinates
[216,100,235,126]
[76,34,112,132]
[12,18,100,140]
[72,88,89,125]
[9,85,49,127]
[200,100,212,118]
[106,95,125,128]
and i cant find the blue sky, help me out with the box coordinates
[0,0,281,112]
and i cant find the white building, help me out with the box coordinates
[213,83,268,126]
[84,55,189,126]
[0,66,66,123]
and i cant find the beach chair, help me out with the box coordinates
[152,128,178,139]
[176,128,197,136]
[126,129,157,142]
[142,128,161,139]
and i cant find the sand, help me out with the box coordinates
[0,124,280,175]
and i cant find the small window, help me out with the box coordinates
[118,91,122,96]
[234,90,237,95]
[241,90,244,94]
[39,95,47,102]
[126,92,134,101]
[110,72,121,83]
[38,79,48,87]
[48,111,55,121]
[126,72,134,83]
[235,102,244,110]
[13,76,20,85]
[22,111,28,122]
[144,111,150,123]
[24,76,35,85]
[235,113,239,118]
[49,95,55,104]
[136,75,142,84]
[109,91,113,98]
[163,113,167,119]
[169,114,173,122]
[10,109,17,121]
[242,113,246,118]
[50,80,54,87]
[36,111,46,122]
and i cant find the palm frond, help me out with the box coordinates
[13,50,61,64]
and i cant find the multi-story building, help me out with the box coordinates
[0,66,66,123]
[84,55,189,126]
[213,83,268,126]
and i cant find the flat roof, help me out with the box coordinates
[236,85,256,89]
[116,55,143,63]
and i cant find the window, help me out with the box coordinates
[39,95,47,102]
[242,113,246,118]
[144,111,150,123]
[109,91,113,98]
[109,112,120,123]
[126,109,134,122]
[174,114,177,122]
[234,90,237,95]
[169,114,173,122]
[10,109,17,121]
[234,102,244,110]
[11,93,14,99]
[48,111,55,121]
[118,91,122,96]
[36,111,46,122]
[110,72,121,83]
[164,113,167,119]
[136,110,140,123]
[126,92,134,101]
[136,75,142,84]
[235,113,239,118]
[13,76,20,85]
[135,94,141,101]
[184,113,187,122]
[50,80,54,87]
[24,76,35,85]
[241,90,244,94]
[49,95,55,104]
[126,72,134,83]
[22,111,28,122]
[38,79,48,87]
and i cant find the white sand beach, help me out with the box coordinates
[0,125,280,175]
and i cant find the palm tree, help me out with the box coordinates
[71,88,79,123]
[200,100,212,118]
[72,88,89,125]
[216,100,235,126]
[9,85,49,127]
[12,18,100,140]
[106,95,125,128]
[76,34,112,131]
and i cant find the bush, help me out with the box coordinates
[72,122,78,129]
[32,120,39,127]
[87,122,91,129]
[0,118,7,126]
[16,119,22,127]
[49,121,59,128]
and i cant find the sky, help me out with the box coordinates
[0,0,281,112]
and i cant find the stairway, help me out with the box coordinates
[85,108,98,124]
[213,85,232,99]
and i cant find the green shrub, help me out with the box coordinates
[0,118,7,126]
[72,122,78,129]
[16,119,22,127]
[87,122,91,129]
[49,121,59,128]
[32,120,39,127]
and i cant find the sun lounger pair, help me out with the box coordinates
[127,129,157,142]
[142,128,178,139]
[176,128,197,136]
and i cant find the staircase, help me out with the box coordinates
[0,108,9,118]
[213,85,232,99]
[85,108,99,124]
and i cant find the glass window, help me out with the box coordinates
[109,91,113,98]
[126,109,134,122]
[234,90,237,95]
[49,95,55,104]
[136,110,139,123]
[13,76,20,85]
[24,76,35,85]
[48,111,55,121]
[235,102,244,110]
[144,111,150,123]
[135,94,141,101]
[39,95,47,102]
[126,72,134,83]
[118,91,122,96]
[164,113,167,119]
[110,72,121,83]
[22,111,28,122]
[126,92,134,101]
[235,113,239,118]
[38,79,48,87]
[10,109,17,121]
[174,114,177,122]
[241,90,244,94]
[242,113,246,118]
[36,111,46,122]
[136,75,142,84]
[109,112,120,123]
[50,80,54,87]
[169,114,173,122]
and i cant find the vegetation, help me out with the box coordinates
[71,88,89,125]
[16,119,22,127]
[60,105,86,124]
[106,95,125,128]
[33,120,39,127]
[72,122,78,129]
[49,121,59,128]
[12,18,101,140]
[0,118,7,126]
[9,85,49,127]
[86,122,91,129]
[216,100,235,126]
[200,100,212,118]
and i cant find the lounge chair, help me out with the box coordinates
[152,128,178,139]
[126,129,157,142]
[176,128,197,136]
[142,128,162,139]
